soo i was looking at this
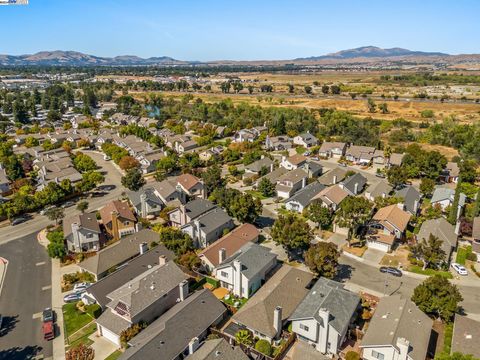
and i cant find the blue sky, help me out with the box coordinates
[0,0,478,60]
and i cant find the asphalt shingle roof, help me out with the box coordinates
[286,181,325,208]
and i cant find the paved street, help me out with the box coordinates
[0,151,124,246]
[0,232,52,360]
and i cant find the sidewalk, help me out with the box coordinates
[0,256,8,298]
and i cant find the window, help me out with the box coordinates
[372,350,384,360]
[299,324,309,332]
[220,271,228,278]
[86,233,93,239]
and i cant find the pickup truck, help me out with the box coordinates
[42,320,54,340]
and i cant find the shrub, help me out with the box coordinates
[120,322,147,348]
[255,339,272,356]
[346,351,361,360]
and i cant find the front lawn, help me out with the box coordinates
[105,350,123,360]
[456,246,472,265]
[63,302,101,336]
[67,322,96,349]
[407,265,453,279]
[245,190,267,200]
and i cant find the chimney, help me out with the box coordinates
[111,211,119,241]
[354,183,359,194]
[188,337,200,355]
[317,308,330,353]
[233,260,242,297]
[71,222,81,251]
[159,255,167,266]
[396,337,410,360]
[333,175,337,184]
[219,248,227,264]
[139,242,148,255]
[413,199,419,213]
[302,176,307,188]
[140,192,148,218]
[179,279,189,301]
[194,219,201,245]
[135,222,142,232]
[273,306,282,339]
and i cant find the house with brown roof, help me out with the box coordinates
[318,142,347,159]
[63,212,102,253]
[176,173,205,199]
[198,223,259,271]
[367,205,411,252]
[345,145,376,165]
[313,184,349,211]
[280,154,307,170]
[441,161,460,183]
[99,200,137,241]
[388,153,405,167]
[227,266,313,343]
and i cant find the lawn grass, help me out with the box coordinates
[443,322,454,354]
[407,265,453,279]
[223,294,248,309]
[105,350,123,360]
[245,190,267,200]
[63,303,99,336]
[456,246,472,265]
[67,322,96,349]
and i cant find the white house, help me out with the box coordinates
[293,132,319,148]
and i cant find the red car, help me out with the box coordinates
[43,321,54,340]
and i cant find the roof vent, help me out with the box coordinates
[466,334,472,339]
[215,351,222,356]
[150,285,155,290]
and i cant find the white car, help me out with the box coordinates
[73,282,91,292]
[451,263,468,276]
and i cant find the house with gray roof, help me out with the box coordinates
[181,208,234,248]
[119,289,226,360]
[78,229,160,280]
[276,168,308,199]
[417,217,458,264]
[0,168,10,195]
[318,142,347,159]
[365,181,393,202]
[285,181,325,213]
[97,259,189,346]
[318,167,347,186]
[340,172,367,195]
[169,198,216,227]
[230,266,313,343]
[244,157,274,176]
[451,314,480,358]
[63,212,101,253]
[431,187,466,219]
[265,135,292,151]
[83,245,175,309]
[395,186,421,215]
[185,338,249,360]
[214,242,277,299]
[127,187,164,218]
[255,167,288,188]
[293,132,319,148]
[290,277,360,355]
[360,295,433,360]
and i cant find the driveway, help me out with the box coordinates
[327,233,347,248]
[363,248,385,265]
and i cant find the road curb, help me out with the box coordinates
[0,257,8,298]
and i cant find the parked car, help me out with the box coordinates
[63,292,83,303]
[42,308,55,323]
[339,162,347,167]
[73,282,91,292]
[375,172,386,178]
[11,217,28,226]
[311,156,319,161]
[304,151,311,156]
[62,201,76,208]
[42,320,55,341]
[379,266,402,277]
[40,206,55,216]
[451,262,468,276]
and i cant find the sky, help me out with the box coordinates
[0,0,478,61]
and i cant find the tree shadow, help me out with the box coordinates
[0,345,43,360]
[335,263,354,282]
[0,315,19,337]
[254,215,274,228]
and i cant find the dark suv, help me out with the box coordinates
[379,266,402,277]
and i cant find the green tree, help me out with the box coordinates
[321,85,330,94]
[420,177,436,197]
[258,177,276,197]
[305,242,339,278]
[411,275,463,321]
[255,339,272,356]
[271,213,313,253]
[45,207,65,225]
[335,197,372,242]
[387,166,408,188]
[367,98,377,113]
[77,171,104,192]
[306,201,333,230]
[379,103,389,114]
[460,159,477,184]
[304,86,312,94]
[73,153,97,172]
[24,136,39,148]
[121,169,145,191]
[410,234,446,270]
[76,201,89,213]
[235,330,253,346]
[202,164,224,196]
[156,226,194,256]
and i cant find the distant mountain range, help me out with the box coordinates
[0,47,476,66]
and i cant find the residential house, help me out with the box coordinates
[214,242,277,298]
[83,245,175,308]
[78,229,162,280]
[169,198,216,227]
[395,186,421,215]
[118,289,226,360]
[417,218,458,264]
[290,277,360,355]
[345,145,376,165]
[367,205,411,252]
[178,139,199,154]
[127,187,163,218]
[365,181,393,202]
[442,162,460,183]
[303,161,323,178]
[199,223,259,272]
[372,150,386,165]
[233,128,258,143]
[230,266,313,343]
[275,168,308,199]
[99,200,137,241]
[339,172,367,195]
[177,173,205,199]
[293,132,319,148]
[388,153,405,167]
[285,181,325,213]
[255,167,288,189]
[0,168,10,195]
[470,217,480,260]
[318,167,347,186]
[451,315,480,358]
[313,185,349,211]
[318,142,347,159]
[150,179,186,206]
[97,260,189,346]
[63,213,101,253]
[137,150,165,174]
[199,146,224,161]
[360,295,433,360]
[265,135,292,151]
[280,154,307,170]
[185,338,249,360]
[181,208,234,248]
[431,187,466,219]
[244,157,275,178]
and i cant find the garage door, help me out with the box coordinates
[100,325,120,346]
[367,240,389,252]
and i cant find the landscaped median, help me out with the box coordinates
[407,265,453,279]
[63,301,101,350]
